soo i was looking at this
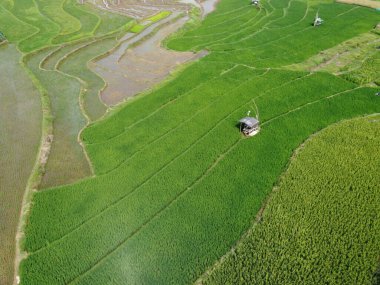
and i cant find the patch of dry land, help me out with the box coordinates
[336,0,380,9]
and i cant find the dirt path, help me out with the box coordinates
[336,0,380,9]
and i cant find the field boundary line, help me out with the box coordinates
[268,2,310,30]
[0,4,39,45]
[91,69,272,175]
[207,6,359,51]
[84,63,240,145]
[66,73,315,281]
[30,72,308,262]
[35,51,96,177]
[261,86,362,126]
[68,136,243,285]
[180,8,263,39]
[28,68,271,255]
[39,45,64,70]
[192,7,274,50]
[195,0,295,50]
[13,51,56,285]
[92,68,265,175]
[192,112,376,285]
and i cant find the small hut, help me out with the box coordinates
[239,117,260,136]
[313,11,323,27]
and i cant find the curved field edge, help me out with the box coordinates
[16,0,380,284]
[0,45,42,285]
[200,115,380,285]
[6,2,131,283]
[19,81,380,284]
[13,49,54,285]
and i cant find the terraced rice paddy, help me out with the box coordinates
[202,115,380,284]
[0,0,379,284]
[0,1,133,283]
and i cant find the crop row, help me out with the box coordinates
[0,0,131,52]
[66,88,379,285]
[21,70,377,285]
[203,115,380,285]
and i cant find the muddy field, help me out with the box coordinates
[87,0,218,106]
[92,13,207,105]
[0,44,41,285]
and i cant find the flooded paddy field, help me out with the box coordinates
[3,0,225,282]
[57,37,119,121]
[3,0,380,284]
[93,13,207,106]
[25,48,92,189]
[87,0,216,106]
[0,44,41,285]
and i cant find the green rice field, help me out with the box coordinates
[0,0,379,284]
[203,115,380,284]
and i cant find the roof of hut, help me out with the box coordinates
[239,117,259,127]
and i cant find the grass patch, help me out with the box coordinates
[147,11,171,22]
[130,23,145,33]
[130,11,171,33]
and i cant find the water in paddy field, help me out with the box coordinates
[0,44,42,285]
[25,47,92,189]
[93,13,207,106]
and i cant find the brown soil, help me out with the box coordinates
[336,0,380,9]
